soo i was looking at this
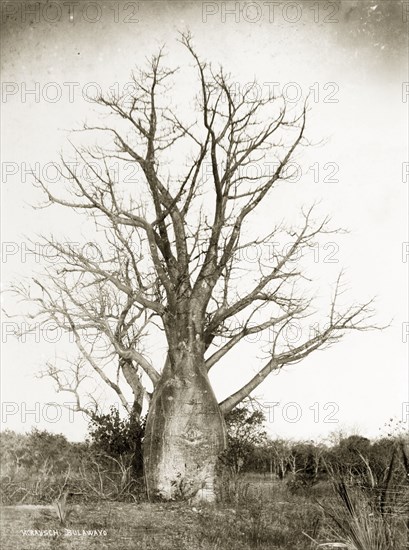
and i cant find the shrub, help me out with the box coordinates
[87,406,145,479]
[321,442,409,550]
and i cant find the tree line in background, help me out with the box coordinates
[1,404,407,505]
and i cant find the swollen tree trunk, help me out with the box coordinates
[143,349,226,502]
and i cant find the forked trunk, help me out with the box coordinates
[143,354,226,502]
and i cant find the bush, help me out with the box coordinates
[321,440,409,550]
[220,404,267,476]
[0,428,87,504]
[0,411,146,505]
[87,406,145,479]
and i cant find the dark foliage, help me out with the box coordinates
[220,405,267,475]
[88,406,145,478]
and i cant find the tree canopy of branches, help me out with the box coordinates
[10,33,377,501]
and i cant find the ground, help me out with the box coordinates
[0,477,329,550]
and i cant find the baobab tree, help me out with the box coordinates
[12,33,376,502]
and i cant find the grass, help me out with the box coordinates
[320,480,409,550]
[1,475,407,550]
[1,502,201,550]
[319,442,409,550]
[0,477,323,550]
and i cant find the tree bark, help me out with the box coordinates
[121,359,144,421]
[143,350,226,502]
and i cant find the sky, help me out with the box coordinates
[1,0,408,442]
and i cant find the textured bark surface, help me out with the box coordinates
[143,361,226,502]
[121,359,144,420]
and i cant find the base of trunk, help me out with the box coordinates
[143,367,225,502]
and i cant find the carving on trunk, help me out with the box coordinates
[143,354,226,502]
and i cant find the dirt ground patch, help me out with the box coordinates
[0,502,206,550]
[0,481,327,550]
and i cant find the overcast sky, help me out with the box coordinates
[1,0,408,442]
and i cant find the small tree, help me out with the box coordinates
[328,435,373,482]
[221,404,267,475]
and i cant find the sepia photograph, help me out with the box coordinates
[1,0,408,548]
